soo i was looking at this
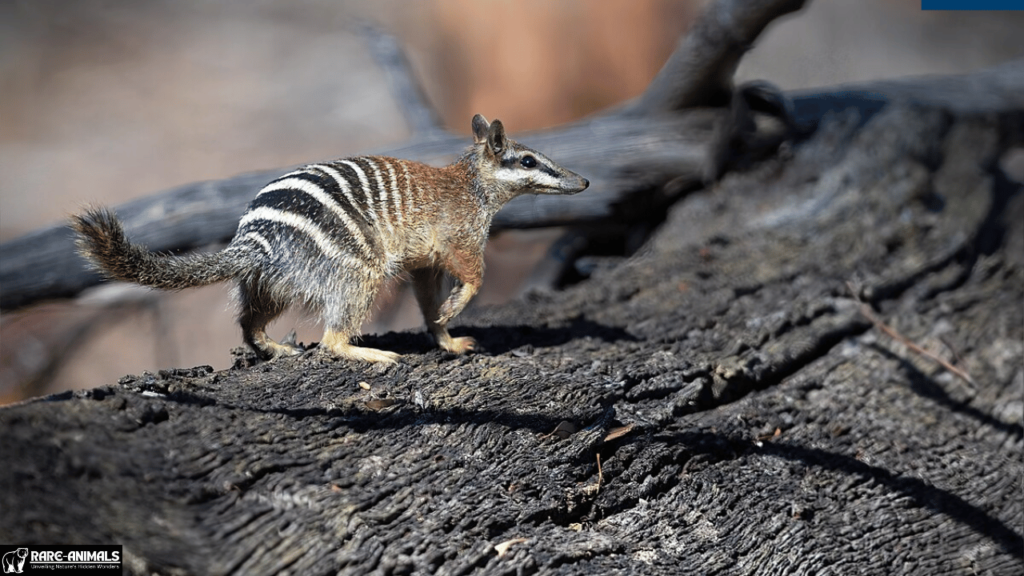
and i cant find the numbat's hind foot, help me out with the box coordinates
[327,344,400,364]
[266,340,305,359]
[247,330,305,360]
[321,331,400,364]
[268,330,305,358]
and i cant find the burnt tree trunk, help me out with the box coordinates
[2,0,1023,573]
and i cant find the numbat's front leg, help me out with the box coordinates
[438,281,480,326]
[412,268,478,355]
[439,247,483,353]
[437,278,481,354]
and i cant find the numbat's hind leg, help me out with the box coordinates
[320,329,400,364]
[239,283,304,360]
[317,271,398,363]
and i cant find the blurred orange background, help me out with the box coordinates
[1,0,1021,402]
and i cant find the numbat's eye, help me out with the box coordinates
[520,155,537,169]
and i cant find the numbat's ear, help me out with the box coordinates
[472,114,490,144]
[487,119,506,156]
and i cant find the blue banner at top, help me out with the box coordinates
[923,0,1022,8]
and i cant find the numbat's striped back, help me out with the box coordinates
[72,114,589,364]
[236,156,420,266]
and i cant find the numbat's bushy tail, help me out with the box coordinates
[72,207,239,290]
[72,114,589,364]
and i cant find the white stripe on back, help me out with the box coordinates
[309,164,365,219]
[240,206,354,264]
[257,177,374,258]
[339,159,381,225]
[362,158,395,233]
[243,231,273,254]
[382,160,405,226]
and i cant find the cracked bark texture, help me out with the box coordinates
[2,104,1022,575]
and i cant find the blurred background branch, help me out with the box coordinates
[632,0,808,113]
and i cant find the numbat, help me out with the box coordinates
[72,115,589,364]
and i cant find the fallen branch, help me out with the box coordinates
[848,282,976,388]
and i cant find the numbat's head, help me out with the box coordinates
[468,114,589,204]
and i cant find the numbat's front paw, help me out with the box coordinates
[441,336,477,355]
